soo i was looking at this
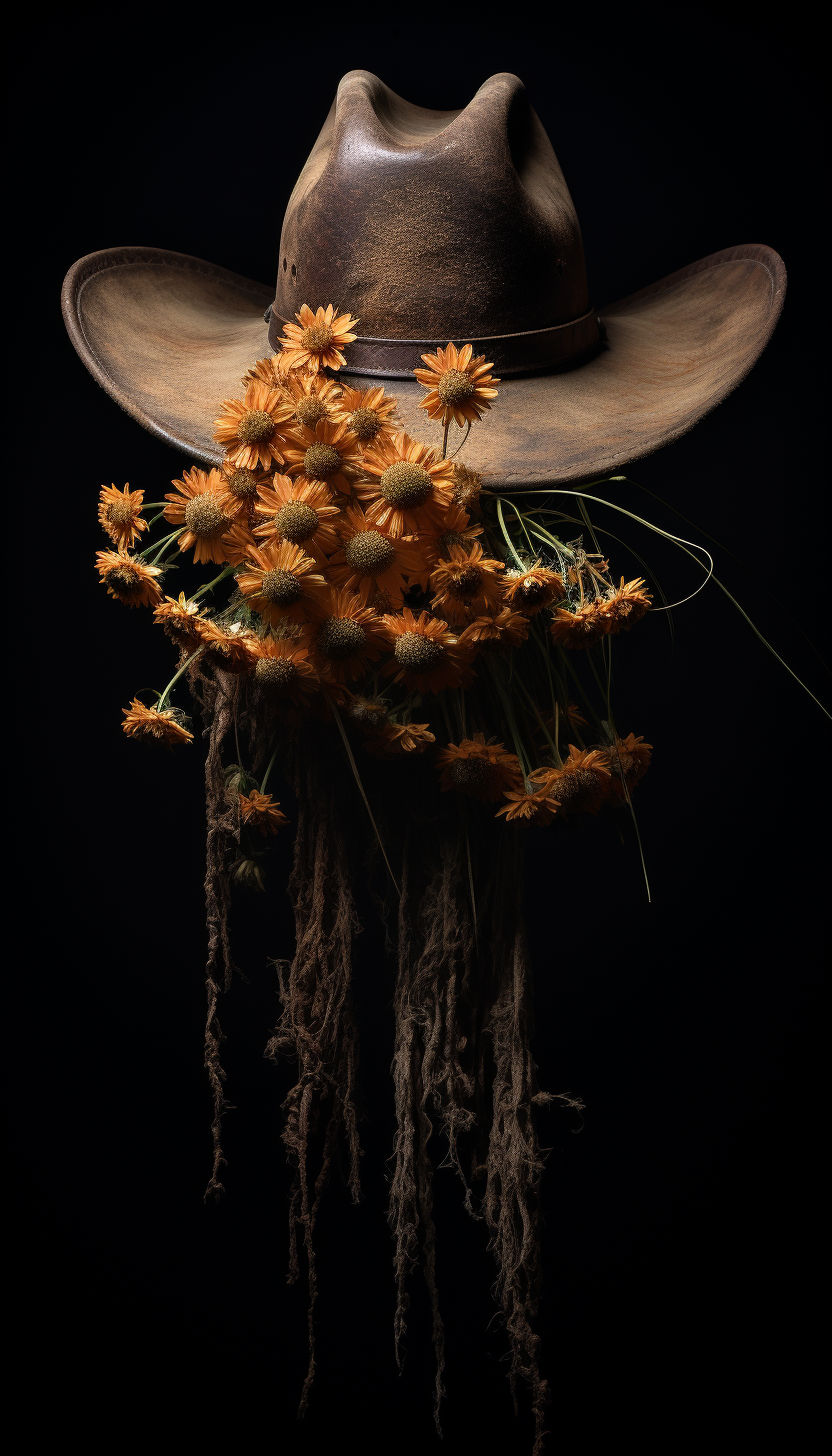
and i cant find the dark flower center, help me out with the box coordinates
[317,617,367,661]
[304,443,341,480]
[349,408,381,441]
[551,768,599,812]
[518,577,547,603]
[295,395,328,428]
[394,632,445,673]
[107,565,141,594]
[437,369,475,405]
[105,500,136,527]
[344,530,396,577]
[184,495,231,539]
[448,756,492,793]
[255,656,298,690]
[227,469,259,500]
[237,409,276,445]
[275,501,319,543]
[448,565,482,597]
[259,568,302,606]
[380,461,432,508]
[300,323,334,351]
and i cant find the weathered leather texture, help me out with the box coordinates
[60,69,787,488]
[61,243,786,490]
[273,72,592,355]
[267,305,602,378]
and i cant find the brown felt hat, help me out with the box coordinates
[62,70,786,489]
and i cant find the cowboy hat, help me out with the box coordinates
[61,70,785,487]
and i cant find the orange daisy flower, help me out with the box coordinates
[607,732,653,802]
[305,587,386,685]
[457,607,529,652]
[253,475,342,559]
[437,734,522,801]
[96,548,162,608]
[345,695,392,735]
[331,384,399,449]
[503,564,565,616]
[365,720,437,756]
[199,620,258,674]
[327,503,424,607]
[598,577,652,634]
[122,697,193,748]
[416,503,484,571]
[450,462,483,513]
[239,790,288,835]
[163,467,238,566]
[380,608,475,694]
[356,432,455,538]
[213,381,294,471]
[282,369,343,431]
[235,539,329,627]
[530,747,612,816]
[215,461,272,522]
[277,304,359,374]
[413,342,500,428]
[549,600,609,650]
[98,483,147,548]
[153,593,209,649]
[495,782,560,825]
[430,541,505,624]
[249,631,320,704]
[281,418,364,497]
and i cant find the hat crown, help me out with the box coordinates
[274,71,591,343]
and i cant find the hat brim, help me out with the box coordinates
[62,244,785,487]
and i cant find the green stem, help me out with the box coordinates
[193,564,236,600]
[157,645,204,709]
[140,528,183,565]
[260,742,279,794]
[328,697,401,897]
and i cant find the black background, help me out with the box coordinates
[39,19,827,1456]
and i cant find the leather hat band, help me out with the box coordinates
[266,305,602,379]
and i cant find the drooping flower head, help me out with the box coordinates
[98,483,147,548]
[96,548,163,608]
[199,620,258,674]
[530,747,612,816]
[356,432,455,537]
[122,697,193,748]
[281,418,364,497]
[249,631,320,705]
[450,462,483,513]
[253,475,342,559]
[606,732,653,802]
[495,782,560,825]
[503,563,566,616]
[235,538,329,626]
[598,578,652,634]
[239,790,288,835]
[437,734,522,801]
[277,304,359,374]
[457,607,530,653]
[163,467,238,565]
[430,541,505,624]
[381,608,475,694]
[213,381,294,471]
[413,342,500,428]
[153,593,209,649]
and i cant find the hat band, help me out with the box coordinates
[266,305,602,379]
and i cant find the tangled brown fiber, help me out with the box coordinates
[264,720,363,1418]
[387,769,567,1455]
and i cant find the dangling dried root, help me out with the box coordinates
[265,725,363,1417]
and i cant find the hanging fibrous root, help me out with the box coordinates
[189,659,243,1202]
[482,832,580,1456]
[389,793,481,1434]
[264,723,363,1416]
